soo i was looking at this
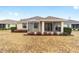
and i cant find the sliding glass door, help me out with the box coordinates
[45,22,52,31]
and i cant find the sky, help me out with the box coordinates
[0,6,79,20]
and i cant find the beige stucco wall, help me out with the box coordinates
[16,21,64,32]
[17,23,27,30]
[28,22,40,32]
[17,24,23,30]
[17,23,28,30]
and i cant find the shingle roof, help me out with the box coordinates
[21,16,44,21]
[45,16,61,19]
[64,20,79,24]
[20,16,65,22]
[0,19,17,24]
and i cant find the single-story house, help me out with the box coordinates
[64,20,79,30]
[17,16,65,34]
[0,19,17,29]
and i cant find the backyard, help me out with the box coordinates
[0,30,79,53]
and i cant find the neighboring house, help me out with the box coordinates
[0,19,17,29]
[17,16,65,34]
[64,20,79,30]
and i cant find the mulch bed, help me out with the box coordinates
[24,32,73,36]
[11,30,27,33]
[25,32,59,36]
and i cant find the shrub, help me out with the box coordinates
[47,32,52,35]
[14,30,27,32]
[63,27,72,35]
[44,32,47,35]
[36,32,41,35]
[11,27,16,32]
[27,32,34,35]
[53,32,58,35]
[0,28,9,30]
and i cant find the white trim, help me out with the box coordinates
[61,22,64,33]
[42,21,44,34]
[27,21,28,30]
[39,22,40,32]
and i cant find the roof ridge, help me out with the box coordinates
[21,16,66,21]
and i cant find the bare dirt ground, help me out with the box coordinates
[0,30,79,53]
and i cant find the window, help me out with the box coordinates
[56,27,61,31]
[0,24,5,28]
[22,23,27,28]
[34,23,38,28]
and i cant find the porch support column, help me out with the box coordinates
[61,22,64,33]
[42,21,44,34]
[27,21,28,31]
